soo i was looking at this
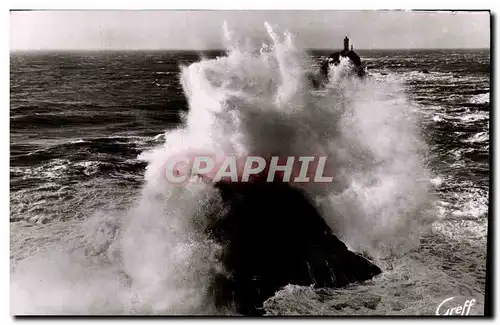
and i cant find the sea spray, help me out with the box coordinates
[163,22,433,253]
[11,22,434,314]
[113,179,227,314]
[316,57,435,255]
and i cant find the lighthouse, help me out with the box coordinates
[343,36,349,52]
[316,35,365,82]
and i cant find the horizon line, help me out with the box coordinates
[10,47,491,53]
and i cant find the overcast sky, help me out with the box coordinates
[10,10,490,51]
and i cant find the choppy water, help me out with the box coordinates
[10,29,489,315]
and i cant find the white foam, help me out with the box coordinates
[432,115,444,122]
[469,93,489,104]
[462,131,489,144]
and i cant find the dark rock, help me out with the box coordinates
[319,50,365,80]
[421,69,430,74]
[206,180,382,315]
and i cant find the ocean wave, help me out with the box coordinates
[456,112,489,123]
[11,155,146,184]
[154,71,175,75]
[469,93,490,104]
[11,111,137,129]
[10,136,160,166]
[462,131,489,144]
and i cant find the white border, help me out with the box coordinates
[3,1,496,10]
[3,1,497,325]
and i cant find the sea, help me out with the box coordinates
[10,31,490,315]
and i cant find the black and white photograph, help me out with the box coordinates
[9,9,491,316]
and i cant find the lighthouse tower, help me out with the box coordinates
[343,36,349,52]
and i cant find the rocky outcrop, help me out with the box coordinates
[206,180,382,315]
[309,37,366,88]
[320,50,366,79]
